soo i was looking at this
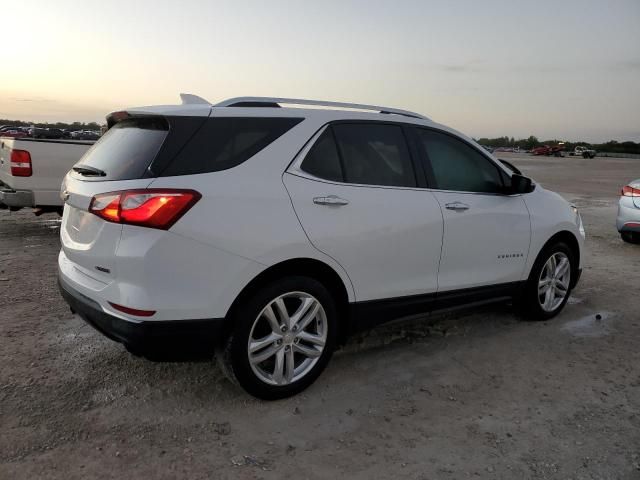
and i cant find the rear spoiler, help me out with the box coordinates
[105,111,131,129]
[107,94,210,129]
[105,111,169,131]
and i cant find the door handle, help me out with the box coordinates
[313,195,349,206]
[445,202,470,212]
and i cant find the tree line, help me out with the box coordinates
[0,118,102,131]
[2,117,638,154]
[475,136,640,154]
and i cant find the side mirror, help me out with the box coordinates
[511,174,535,194]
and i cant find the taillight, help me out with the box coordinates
[622,185,640,197]
[10,149,32,176]
[89,189,201,230]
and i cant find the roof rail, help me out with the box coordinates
[214,96,428,120]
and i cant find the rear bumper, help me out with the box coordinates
[58,273,227,355]
[617,199,640,232]
[0,183,34,208]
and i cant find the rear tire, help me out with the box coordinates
[518,242,575,321]
[219,276,337,400]
[621,231,640,244]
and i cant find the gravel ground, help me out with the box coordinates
[1,154,639,479]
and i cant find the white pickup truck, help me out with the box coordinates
[570,146,597,159]
[0,137,95,213]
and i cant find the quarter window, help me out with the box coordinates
[417,129,504,193]
[161,117,303,176]
[300,129,344,182]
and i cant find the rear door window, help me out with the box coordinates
[332,123,416,187]
[73,117,168,181]
[160,117,303,176]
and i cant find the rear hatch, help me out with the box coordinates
[61,115,202,284]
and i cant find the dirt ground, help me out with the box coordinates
[1,154,639,479]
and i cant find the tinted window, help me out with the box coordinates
[332,124,416,187]
[74,117,168,181]
[161,117,303,176]
[300,129,343,182]
[418,129,504,193]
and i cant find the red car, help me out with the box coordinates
[531,144,565,157]
[0,129,27,138]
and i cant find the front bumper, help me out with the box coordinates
[58,274,227,356]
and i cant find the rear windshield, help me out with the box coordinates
[160,117,303,176]
[73,117,168,181]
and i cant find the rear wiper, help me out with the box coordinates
[72,165,106,177]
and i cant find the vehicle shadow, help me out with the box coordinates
[57,300,525,405]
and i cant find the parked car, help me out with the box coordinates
[73,130,101,140]
[531,146,549,156]
[531,144,565,157]
[0,136,96,213]
[0,125,25,133]
[57,94,585,399]
[0,128,27,139]
[617,180,640,244]
[569,146,597,159]
[30,127,65,139]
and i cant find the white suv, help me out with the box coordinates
[58,95,585,399]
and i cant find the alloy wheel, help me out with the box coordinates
[538,252,571,312]
[247,292,328,386]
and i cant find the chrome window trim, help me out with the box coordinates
[286,123,529,197]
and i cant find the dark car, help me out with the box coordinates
[73,130,101,140]
[31,127,65,139]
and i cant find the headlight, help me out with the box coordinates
[571,204,585,236]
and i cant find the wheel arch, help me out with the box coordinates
[532,230,581,288]
[225,258,352,343]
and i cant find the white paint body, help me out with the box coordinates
[0,138,94,207]
[58,99,585,325]
[616,179,640,231]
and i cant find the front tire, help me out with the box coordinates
[519,242,575,320]
[219,276,337,400]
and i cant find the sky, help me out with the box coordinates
[1,0,639,142]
